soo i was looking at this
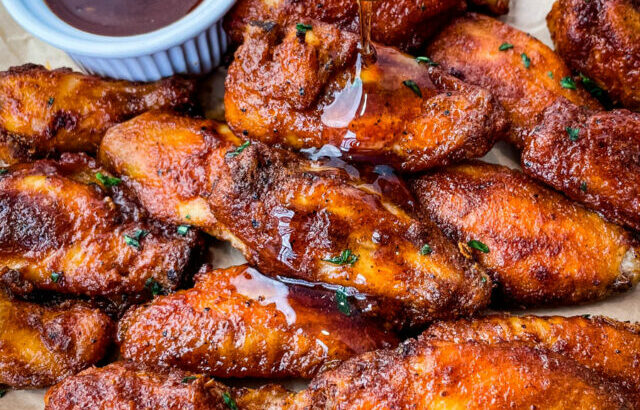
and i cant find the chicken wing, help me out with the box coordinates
[547,0,640,111]
[426,13,601,148]
[409,162,640,306]
[285,338,634,409]
[99,111,492,329]
[522,99,640,232]
[423,314,640,397]
[0,153,198,298]
[118,264,397,378]
[0,64,195,166]
[224,0,465,51]
[0,291,113,389]
[224,21,507,172]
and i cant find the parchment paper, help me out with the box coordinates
[1,0,639,408]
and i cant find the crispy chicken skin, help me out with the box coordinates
[427,13,601,148]
[224,0,465,51]
[0,291,113,389]
[409,162,640,306]
[424,315,640,396]
[522,100,640,232]
[99,111,492,328]
[225,22,507,172]
[285,338,634,409]
[0,153,198,298]
[0,64,195,166]
[118,264,398,378]
[547,0,640,110]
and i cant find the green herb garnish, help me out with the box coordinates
[420,244,433,255]
[226,141,250,158]
[181,376,197,383]
[579,73,612,107]
[124,235,141,250]
[580,182,588,192]
[323,249,359,266]
[547,71,554,78]
[402,80,422,98]
[177,225,190,236]
[416,56,439,66]
[50,272,62,283]
[95,172,121,187]
[468,240,490,253]
[521,53,531,68]
[560,76,577,89]
[222,392,239,410]
[47,97,55,106]
[566,127,580,141]
[145,277,162,296]
[295,23,312,36]
[498,42,513,51]
[336,287,351,316]
[0,169,8,175]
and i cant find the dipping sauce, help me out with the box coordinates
[45,0,203,36]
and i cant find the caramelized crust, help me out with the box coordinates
[224,0,465,51]
[427,13,601,148]
[118,264,397,378]
[99,111,492,329]
[522,100,640,231]
[423,315,640,396]
[547,0,640,110]
[0,64,195,165]
[0,153,198,298]
[225,22,507,172]
[0,291,113,388]
[410,162,640,306]
[286,338,633,409]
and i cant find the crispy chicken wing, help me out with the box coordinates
[522,100,640,232]
[409,162,640,306]
[426,13,601,148]
[285,338,634,409]
[0,291,113,389]
[424,315,640,397]
[225,22,507,172]
[547,0,640,110]
[99,111,492,328]
[118,264,398,378]
[0,153,198,298]
[224,0,465,51]
[0,64,195,166]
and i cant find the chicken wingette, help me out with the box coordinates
[522,99,640,232]
[426,13,601,148]
[224,21,507,172]
[0,64,195,166]
[118,264,398,378]
[0,153,198,298]
[0,291,113,389]
[547,0,640,111]
[285,338,634,408]
[423,314,640,398]
[409,162,640,306]
[224,0,465,51]
[99,111,492,329]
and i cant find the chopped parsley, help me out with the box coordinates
[124,230,148,250]
[521,53,531,69]
[498,42,514,51]
[547,71,554,79]
[580,182,588,192]
[402,80,422,98]
[416,56,439,66]
[560,76,577,89]
[226,141,250,158]
[181,376,197,383]
[0,169,8,175]
[336,287,351,316]
[95,172,121,187]
[177,225,190,236]
[468,240,490,253]
[47,97,55,106]
[579,73,612,108]
[50,272,62,283]
[420,244,433,255]
[145,277,162,296]
[222,392,239,410]
[295,23,312,36]
[323,249,359,266]
[566,127,580,141]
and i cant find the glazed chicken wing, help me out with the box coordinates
[0,64,195,166]
[547,0,640,110]
[409,162,640,306]
[285,338,634,409]
[426,13,601,148]
[0,291,113,389]
[0,153,198,299]
[225,22,507,172]
[99,111,492,329]
[522,99,640,231]
[424,315,640,397]
[117,264,397,378]
[224,0,465,51]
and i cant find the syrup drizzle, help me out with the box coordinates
[358,0,377,66]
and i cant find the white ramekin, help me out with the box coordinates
[1,0,236,81]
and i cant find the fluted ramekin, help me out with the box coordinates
[1,0,236,81]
